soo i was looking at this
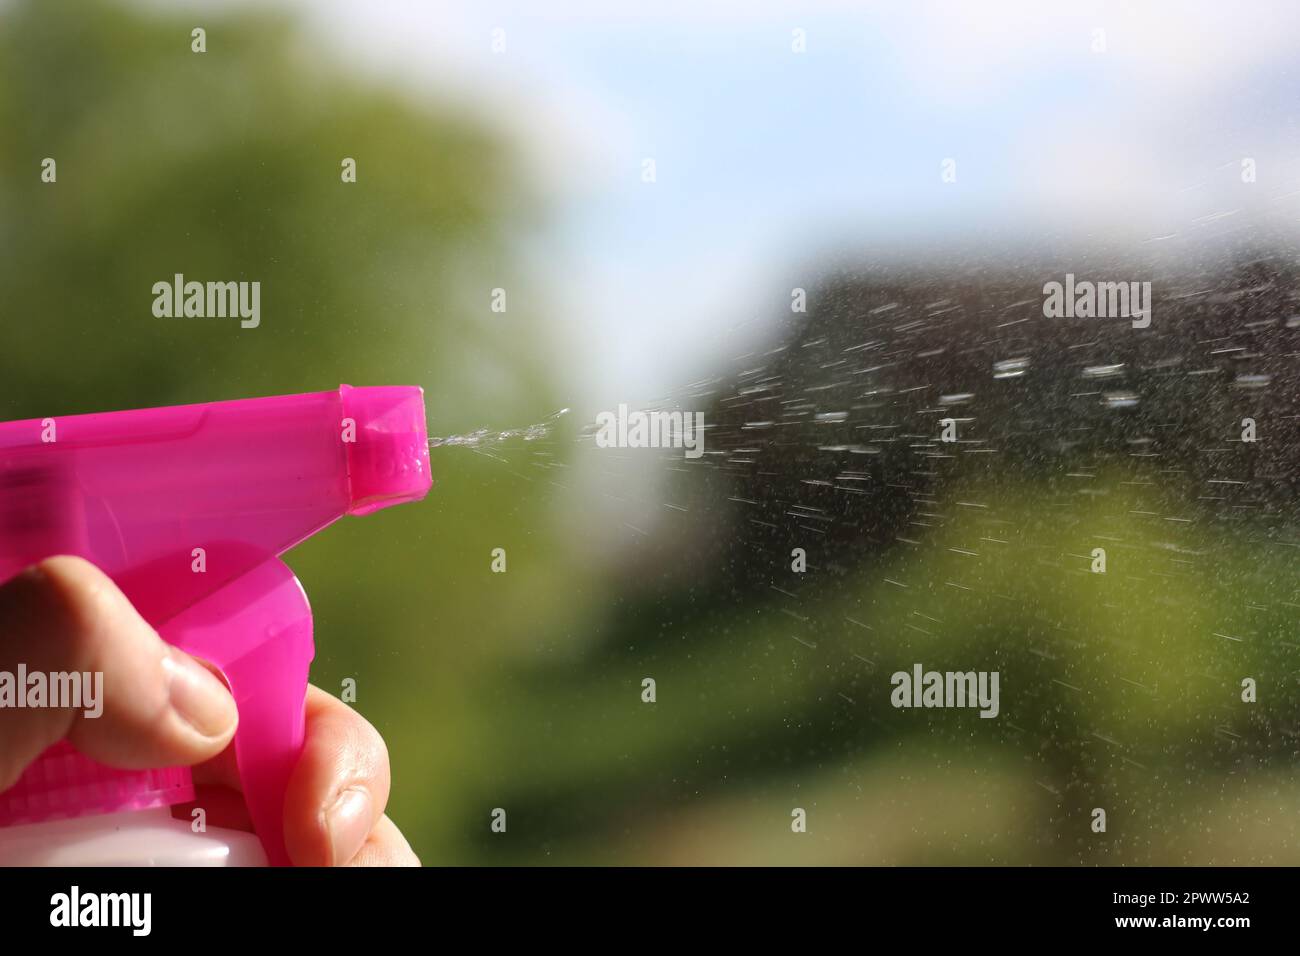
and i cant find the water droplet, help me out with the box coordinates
[429,408,570,450]
[1083,363,1125,379]
[1233,373,1271,390]
[993,357,1029,379]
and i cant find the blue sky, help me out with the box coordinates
[208,0,1300,400]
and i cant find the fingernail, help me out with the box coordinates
[326,788,373,866]
[162,649,237,738]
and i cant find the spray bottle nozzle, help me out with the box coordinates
[341,384,432,515]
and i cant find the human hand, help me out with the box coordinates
[0,556,418,866]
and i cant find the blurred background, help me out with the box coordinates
[1,0,1298,864]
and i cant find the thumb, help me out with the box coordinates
[0,556,238,790]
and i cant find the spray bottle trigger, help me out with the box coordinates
[160,558,314,867]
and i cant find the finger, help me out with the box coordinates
[283,685,392,867]
[0,556,238,789]
[342,815,421,867]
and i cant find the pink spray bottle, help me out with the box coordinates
[0,385,432,865]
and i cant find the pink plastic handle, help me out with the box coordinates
[0,385,431,862]
[162,558,314,867]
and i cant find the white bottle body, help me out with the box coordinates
[0,807,267,866]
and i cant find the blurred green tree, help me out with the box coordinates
[0,0,584,864]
